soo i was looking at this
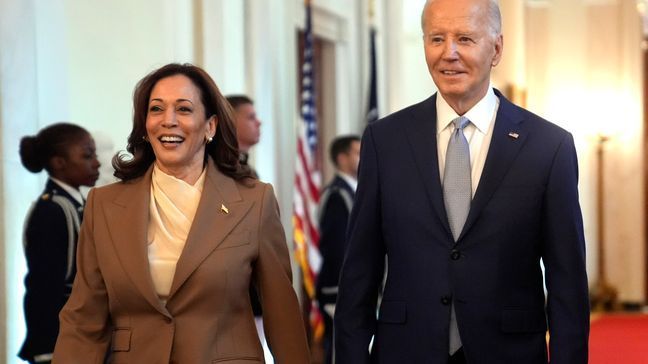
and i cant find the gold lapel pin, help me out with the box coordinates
[508,132,519,139]
[221,204,229,214]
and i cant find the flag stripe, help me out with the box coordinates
[297,139,320,202]
[294,173,321,251]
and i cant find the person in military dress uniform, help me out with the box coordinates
[18,123,100,364]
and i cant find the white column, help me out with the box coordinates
[384,0,435,113]
[198,0,247,93]
[163,0,197,63]
[246,0,299,284]
[0,0,40,361]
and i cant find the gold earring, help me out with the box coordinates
[142,135,149,143]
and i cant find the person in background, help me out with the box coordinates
[18,123,101,364]
[316,135,360,364]
[225,94,275,362]
[226,95,261,177]
[334,0,589,363]
[52,63,309,363]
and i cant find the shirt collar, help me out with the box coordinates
[337,172,358,192]
[50,177,85,205]
[436,85,498,134]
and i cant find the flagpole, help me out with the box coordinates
[366,0,379,124]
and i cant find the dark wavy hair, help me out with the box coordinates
[20,123,90,174]
[112,63,252,181]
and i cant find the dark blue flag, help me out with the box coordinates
[366,26,378,124]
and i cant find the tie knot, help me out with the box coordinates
[452,116,469,131]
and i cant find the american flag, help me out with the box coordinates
[293,0,324,339]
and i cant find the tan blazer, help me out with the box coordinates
[52,159,310,363]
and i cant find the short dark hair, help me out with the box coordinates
[226,95,254,110]
[20,123,90,174]
[112,63,253,181]
[329,135,361,167]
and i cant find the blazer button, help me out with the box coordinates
[450,249,461,260]
[441,296,451,305]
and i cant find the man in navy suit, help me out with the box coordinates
[334,0,589,363]
[316,135,361,364]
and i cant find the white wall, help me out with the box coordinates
[525,0,644,302]
[0,1,40,361]
[63,0,197,165]
[1,0,199,361]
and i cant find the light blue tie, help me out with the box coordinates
[443,116,471,355]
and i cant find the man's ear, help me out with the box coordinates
[491,34,504,67]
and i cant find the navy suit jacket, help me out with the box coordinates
[334,90,589,364]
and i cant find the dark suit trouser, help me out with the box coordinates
[321,310,334,364]
[448,347,466,364]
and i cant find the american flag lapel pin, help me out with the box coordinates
[221,204,229,214]
[508,132,519,139]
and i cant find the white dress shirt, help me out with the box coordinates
[50,177,84,205]
[436,87,500,196]
[338,171,358,192]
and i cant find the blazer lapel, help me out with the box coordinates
[403,95,453,239]
[103,167,171,317]
[459,91,528,240]
[167,159,254,299]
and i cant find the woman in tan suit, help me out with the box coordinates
[52,63,310,363]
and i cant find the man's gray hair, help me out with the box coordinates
[421,0,502,37]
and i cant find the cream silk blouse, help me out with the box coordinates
[147,164,206,302]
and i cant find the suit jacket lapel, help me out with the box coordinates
[167,159,254,299]
[103,167,171,317]
[460,91,528,240]
[403,95,453,239]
